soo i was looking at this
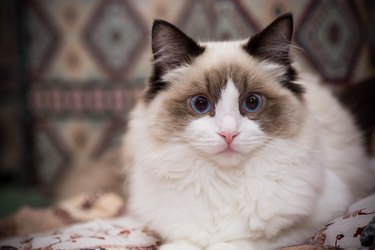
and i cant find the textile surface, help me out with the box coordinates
[5,0,373,192]
[1,192,375,249]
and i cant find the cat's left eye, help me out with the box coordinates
[242,93,264,113]
[190,95,211,115]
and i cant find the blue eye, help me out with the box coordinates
[242,94,263,113]
[190,95,211,114]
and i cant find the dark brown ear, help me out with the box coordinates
[152,19,204,72]
[244,13,293,66]
[145,20,205,101]
[244,14,304,96]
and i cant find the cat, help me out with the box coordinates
[123,13,375,250]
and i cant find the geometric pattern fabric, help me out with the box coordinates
[296,0,364,83]
[26,0,60,80]
[179,0,258,41]
[84,0,147,79]
[19,0,375,187]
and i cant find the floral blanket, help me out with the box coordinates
[0,191,374,250]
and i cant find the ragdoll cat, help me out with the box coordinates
[124,13,375,250]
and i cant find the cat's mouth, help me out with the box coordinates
[210,143,246,167]
[216,144,239,156]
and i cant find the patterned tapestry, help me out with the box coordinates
[1,0,374,197]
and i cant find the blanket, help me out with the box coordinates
[1,191,374,249]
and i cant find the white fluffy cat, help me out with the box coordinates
[123,14,375,249]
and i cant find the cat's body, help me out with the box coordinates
[124,14,375,249]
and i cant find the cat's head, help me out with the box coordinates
[141,14,306,167]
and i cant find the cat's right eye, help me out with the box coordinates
[190,95,211,115]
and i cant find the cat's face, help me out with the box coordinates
[142,14,306,167]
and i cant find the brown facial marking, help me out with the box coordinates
[234,65,304,138]
[160,69,226,125]
[152,62,305,141]
[204,68,228,104]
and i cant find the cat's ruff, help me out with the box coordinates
[124,13,375,250]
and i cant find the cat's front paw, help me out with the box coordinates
[206,242,238,250]
[248,216,267,239]
[159,240,203,250]
[206,240,256,250]
[248,215,294,239]
[248,229,265,239]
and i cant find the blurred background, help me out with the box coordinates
[0,0,374,218]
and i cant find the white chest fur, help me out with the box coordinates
[127,128,326,246]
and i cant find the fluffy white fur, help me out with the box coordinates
[124,40,375,250]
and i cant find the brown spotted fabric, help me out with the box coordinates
[1,192,374,250]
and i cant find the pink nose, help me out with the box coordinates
[218,131,239,144]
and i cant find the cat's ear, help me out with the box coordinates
[152,20,205,73]
[244,13,293,66]
[244,14,304,96]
